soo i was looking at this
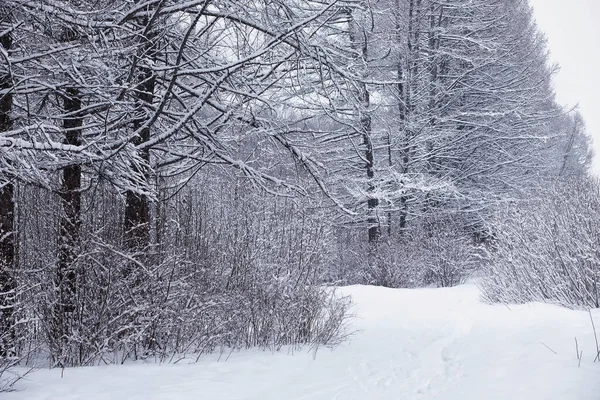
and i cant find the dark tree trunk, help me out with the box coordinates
[348,5,380,246]
[0,13,16,357]
[420,3,441,227]
[57,87,82,315]
[124,190,150,251]
[0,186,15,358]
[364,111,380,244]
[361,53,380,245]
[124,16,156,255]
[396,0,409,233]
[52,25,85,366]
[426,3,441,176]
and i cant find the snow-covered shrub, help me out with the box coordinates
[0,363,21,392]
[481,178,600,308]
[12,175,351,367]
[0,329,30,393]
[420,229,479,288]
[0,340,19,392]
[337,217,480,288]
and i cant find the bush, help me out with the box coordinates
[10,176,351,368]
[481,178,600,308]
[334,217,480,288]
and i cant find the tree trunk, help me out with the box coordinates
[124,16,155,255]
[51,25,85,366]
[57,87,82,315]
[396,0,409,233]
[348,5,380,245]
[364,112,380,244]
[0,13,16,357]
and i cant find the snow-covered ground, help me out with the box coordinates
[6,284,600,399]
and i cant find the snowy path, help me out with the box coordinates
[7,284,600,399]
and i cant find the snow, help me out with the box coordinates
[6,284,600,400]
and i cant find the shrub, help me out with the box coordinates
[481,178,600,309]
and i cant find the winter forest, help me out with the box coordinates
[0,0,599,395]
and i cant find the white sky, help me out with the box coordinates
[529,0,600,174]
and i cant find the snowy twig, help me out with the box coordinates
[540,341,557,355]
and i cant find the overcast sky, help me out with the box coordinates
[529,0,600,174]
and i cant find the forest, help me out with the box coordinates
[0,0,597,390]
